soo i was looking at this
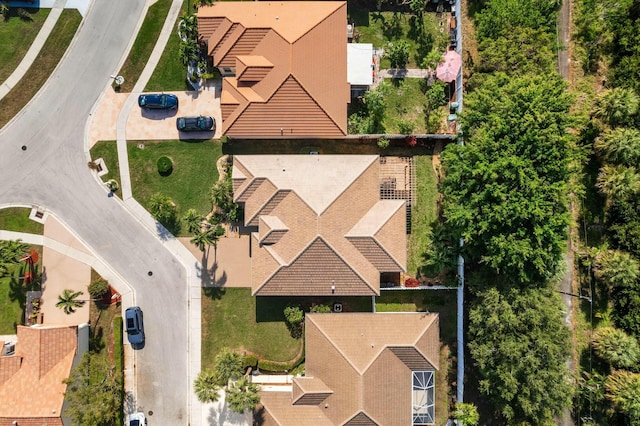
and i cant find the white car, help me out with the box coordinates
[127,412,147,426]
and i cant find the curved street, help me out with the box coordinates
[0,0,192,423]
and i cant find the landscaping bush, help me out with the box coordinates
[88,278,109,299]
[377,137,390,149]
[309,304,331,313]
[242,354,258,371]
[284,305,304,325]
[258,356,303,373]
[157,156,173,175]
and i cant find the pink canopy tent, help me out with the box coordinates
[436,50,462,83]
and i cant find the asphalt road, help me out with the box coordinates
[0,0,190,423]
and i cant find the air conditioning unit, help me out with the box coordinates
[2,342,16,356]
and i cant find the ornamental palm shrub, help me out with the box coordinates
[213,348,244,386]
[593,327,640,370]
[194,369,221,403]
[595,128,640,166]
[226,377,260,414]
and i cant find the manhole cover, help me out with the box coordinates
[148,271,153,276]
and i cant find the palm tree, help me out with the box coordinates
[194,369,222,403]
[594,87,639,127]
[226,377,260,414]
[593,249,640,288]
[595,127,640,166]
[213,348,244,386]
[183,209,204,234]
[0,239,30,276]
[596,165,640,201]
[605,370,640,423]
[190,225,225,252]
[593,327,640,369]
[56,289,85,314]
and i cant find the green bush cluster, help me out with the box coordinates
[242,355,258,370]
[157,156,173,175]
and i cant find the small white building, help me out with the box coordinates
[347,43,373,98]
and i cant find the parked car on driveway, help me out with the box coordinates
[125,306,144,347]
[138,93,178,109]
[127,412,147,426]
[176,115,215,132]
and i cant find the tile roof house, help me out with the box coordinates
[257,313,440,425]
[232,155,407,296]
[198,2,349,137]
[0,325,88,426]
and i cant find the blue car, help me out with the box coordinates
[138,93,178,109]
[125,306,145,347]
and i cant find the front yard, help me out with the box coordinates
[0,207,44,234]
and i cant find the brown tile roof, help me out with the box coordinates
[259,313,440,425]
[0,326,78,421]
[198,2,349,137]
[233,155,407,296]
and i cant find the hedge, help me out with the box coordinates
[258,345,305,373]
[113,316,124,424]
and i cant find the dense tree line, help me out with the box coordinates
[435,0,576,423]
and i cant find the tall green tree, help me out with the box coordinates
[194,369,222,403]
[441,73,573,286]
[474,0,559,41]
[190,225,225,252]
[226,377,261,414]
[386,40,410,68]
[56,289,85,314]
[149,193,179,234]
[593,326,640,370]
[468,288,573,423]
[64,353,121,426]
[477,27,555,75]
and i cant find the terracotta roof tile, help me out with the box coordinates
[0,326,78,420]
[198,2,348,137]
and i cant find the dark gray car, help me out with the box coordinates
[125,306,144,347]
[138,93,178,109]
[176,115,215,132]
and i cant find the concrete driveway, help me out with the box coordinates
[88,82,222,146]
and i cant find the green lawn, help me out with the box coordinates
[0,207,44,234]
[145,0,190,92]
[0,9,81,129]
[380,78,439,134]
[201,287,302,369]
[349,7,448,68]
[128,139,223,235]
[115,0,173,92]
[0,248,43,334]
[90,141,122,199]
[0,8,50,84]
[407,155,438,277]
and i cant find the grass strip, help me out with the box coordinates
[145,0,189,92]
[113,316,124,424]
[0,207,44,234]
[0,9,81,129]
[407,155,438,276]
[115,0,172,92]
[0,8,50,84]
[90,141,122,198]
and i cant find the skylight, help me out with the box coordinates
[412,370,435,425]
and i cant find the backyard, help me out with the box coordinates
[348,6,449,69]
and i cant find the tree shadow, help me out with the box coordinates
[203,286,226,300]
[89,326,105,353]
